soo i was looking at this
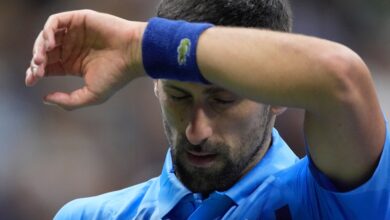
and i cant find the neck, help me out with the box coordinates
[239,114,276,179]
[240,131,273,178]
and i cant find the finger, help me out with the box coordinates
[46,45,62,66]
[33,28,66,61]
[44,29,68,72]
[28,31,46,81]
[27,32,48,87]
[26,11,79,87]
[54,28,67,47]
[44,62,66,76]
[32,31,42,56]
[43,87,102,110]
[31,19,63,80]
[25,66,36,87]
[46,29,66,63]
[25,61,41,87]
[26,59,76,87]
[30,57,46,79]
[32,32,47,65]
[42,11,84,51]
[33,31,67,79]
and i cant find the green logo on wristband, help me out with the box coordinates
[177,38,191,66]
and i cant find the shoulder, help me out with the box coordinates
[275,118,390,191]
[227,121,390,219]
[54,177,159,220]
[271,119,390,218]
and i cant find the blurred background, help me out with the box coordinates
[0,0,388,219]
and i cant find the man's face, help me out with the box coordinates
[155,80,273,194]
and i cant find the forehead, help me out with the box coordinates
[158,79,233,95]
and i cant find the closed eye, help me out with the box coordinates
[213,98,236,104]
[169,94,191,100]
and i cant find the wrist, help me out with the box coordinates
[125,21,148,79]
[141,17,213,83]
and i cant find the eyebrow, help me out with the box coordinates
[164,85,190,94]
[204,87,228,95]
[164,84,230,95]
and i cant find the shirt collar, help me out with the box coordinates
[157,150,191,218]
[157,128,298,217]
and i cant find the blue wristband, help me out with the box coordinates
[142,17,213,83]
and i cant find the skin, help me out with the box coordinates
[155,80,282,194]
[197,28,385,190]
[26,10,385,191]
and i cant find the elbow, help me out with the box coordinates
[319,45,372,106]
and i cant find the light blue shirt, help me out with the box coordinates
[55,121,390,219]
[224,119,390,219]
[54,129,299,219]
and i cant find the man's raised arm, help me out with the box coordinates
[197,27,385,190]
[26,10,385,190]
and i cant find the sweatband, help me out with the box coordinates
[142,17,213,83]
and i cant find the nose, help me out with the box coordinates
[185,106,213,145]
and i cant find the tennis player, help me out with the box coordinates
[26,0,389,219]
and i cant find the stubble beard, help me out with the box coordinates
[162,110,271,195]
[172,139,245,194]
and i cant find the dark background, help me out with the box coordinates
[0,0,389,219]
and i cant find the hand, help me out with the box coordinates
[26,10,147,110]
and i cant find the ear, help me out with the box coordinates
[153,80,159,98]
[270,105,287,116]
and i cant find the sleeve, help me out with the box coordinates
[221,118,390,220]
[303,118,390,219]
[307,118,390,192]
[53,179,156,220]
[54,198,114,220]
[54,199,83,220]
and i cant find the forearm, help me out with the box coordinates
[197,27,372,114]
[196,27,385,188]
[27,10,384,187]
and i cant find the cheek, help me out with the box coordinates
[162,101,188,131]
[214,104,263,147]
[216,105,259,135]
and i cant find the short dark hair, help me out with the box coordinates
[157,0,292,32]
